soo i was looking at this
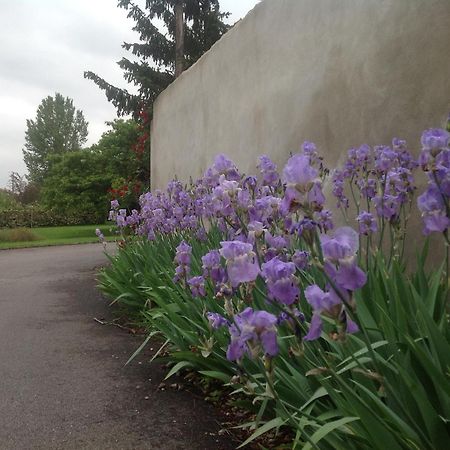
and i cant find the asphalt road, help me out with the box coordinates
[0,244,234,450]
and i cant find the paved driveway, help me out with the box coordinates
[0,244,233,449]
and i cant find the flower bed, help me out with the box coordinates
[99,128,450,449]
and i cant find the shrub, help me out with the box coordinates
[0,206,101,228]
[0,189,20,209]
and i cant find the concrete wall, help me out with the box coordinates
[151,0,450,190]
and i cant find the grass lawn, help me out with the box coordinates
[0,224,116,250]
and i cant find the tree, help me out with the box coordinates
[0,189,19,210]
[22,93,89,184]
[40,151,111,223]
[8,172,27,198]
[84,0,229,117]
[40,119,145,222]
[8,172,40,205]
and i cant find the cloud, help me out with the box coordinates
[0,0,259,187]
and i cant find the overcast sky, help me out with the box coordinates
[0,0,260,188]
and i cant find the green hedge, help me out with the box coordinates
[0,206,101,228]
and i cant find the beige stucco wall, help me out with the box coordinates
[151,0,450,191]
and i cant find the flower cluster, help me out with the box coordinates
[173,241,192,283]
[108,127,450,363]
[219,241,260,288]
[417,129,450,235]
[331,139,417,232]
[226,308,279,362]
[304,227,365,340]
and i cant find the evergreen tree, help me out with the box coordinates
[22,93,88,184]
[84,0,229,117]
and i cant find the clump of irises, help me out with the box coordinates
[108,127,450,364]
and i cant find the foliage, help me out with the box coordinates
[93,118,149,208]
[0,189,20,209]
[0,206,99,228]
[99,128,450,448]
[23,93,88,184]
[92,119,143,181]
[84,0,229,116]
[8,172,26,197]
[40,150,112,224]
[7,172,40,205]
[39,119,146,223]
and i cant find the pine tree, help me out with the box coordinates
[22,93,88,184]
[84,0,229,117]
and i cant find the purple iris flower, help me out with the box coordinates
[355,144,372,167]
[316,209,334,232]
[335,261,367,291]
[212,154,241,181]
[248,221,265,237]
[248,196,281,223]
[202,250,221,268]
[417,185,450,234]
[126,209,140,226]
[243,176,258,190]
[356,211,378,235]
[173,241,192,283]
[282,153,318,187]
[392,137,407,150]
[332,170,349,209]
[261,257,299,305]
[305,284,341,312]
[202,250,227,285]
[357,178,377,200]
[303,285,340,341]
[95,228,105,242]
[226,308,278,361]
[110,199,120,209]
[292,250,310,270]
[372,194,402,221]
[277,308,305,326]
[303,285,359,341]
[302,141,318,160]
[265,232,288,250]
[195,227,207,241]
[321,227,359,262]
[116,214,126,228]
[237,189,251,209]
[206,312,228,329]
[281,153,319,213]
[321,227,367,292]
[187,276,206,297]
[258,155,279,186]
[307,183,326,209]
[374,145,397,172]
[304,313,323,341]
[294,218,317,236]
[434,164,450,197]
[219,241,260,287]
[419,129,450,167]
[421,128,450,153]
[174,241,192,266]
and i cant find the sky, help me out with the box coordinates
[0,0,260,188]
